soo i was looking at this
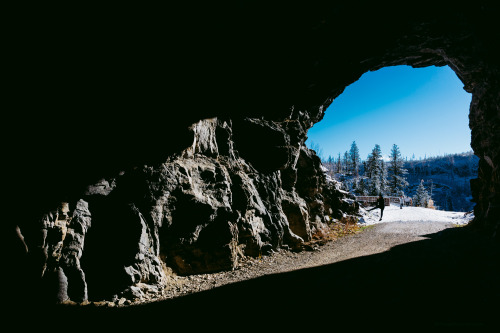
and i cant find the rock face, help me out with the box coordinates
[30,200,91,303]
[8,2,500,304]
[14,117,356,302]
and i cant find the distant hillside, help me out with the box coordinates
[321,151,478,212]
[403,152,478,212]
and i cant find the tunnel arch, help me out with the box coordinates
[289,32,499,239]
[305,65,472,160]
[304,64,475,212]
[8,2,500,309]
[11,2,499,240]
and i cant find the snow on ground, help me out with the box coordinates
[358,204,473,226]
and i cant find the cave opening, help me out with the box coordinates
[305,65,476,214]
[7,5,500,325]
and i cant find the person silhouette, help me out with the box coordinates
[368,194,385,221]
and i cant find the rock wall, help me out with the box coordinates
[14,117,356,302]
[8,2,500,304]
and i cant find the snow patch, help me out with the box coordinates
[358,204,473,226]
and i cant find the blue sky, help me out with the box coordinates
[305,65,472,161]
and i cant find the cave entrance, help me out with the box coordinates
[305,65,476,214]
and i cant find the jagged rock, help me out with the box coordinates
[281,190,311,241]
[35,200,91,303]
[60,199,91,302]
[9,3,500,305]
[20,116,353,301]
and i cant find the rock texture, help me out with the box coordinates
[13,116,356,302]
[7,2,500,305]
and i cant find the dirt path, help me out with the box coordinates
[131,221,498,329]
[27,221,499,330]
[151,220,455,300]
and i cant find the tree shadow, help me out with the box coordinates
[16,226,499,330]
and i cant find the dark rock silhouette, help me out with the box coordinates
[10,224,499,330]
[7,2,500,307]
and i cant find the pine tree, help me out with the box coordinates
[355,178,368,195]
[414,179,430,207]
[388,144,409,196]
[343,151,350,174]
[349,141,361,177]
[366,144,387,195]
[448,155,455,180]
[380,160,388,194]
[446,191,454,211]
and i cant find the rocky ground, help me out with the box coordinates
[93,205,473,307]
[156,234,359,302]
[16,211,498,330]
[85,221,364,307]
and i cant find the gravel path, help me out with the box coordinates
[36,218,498,330]
[132,219,496,329]
[151,220,454,302]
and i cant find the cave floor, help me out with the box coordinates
[16,220,500,330]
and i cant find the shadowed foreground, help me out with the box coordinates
[17,225,499,330]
